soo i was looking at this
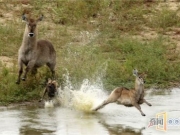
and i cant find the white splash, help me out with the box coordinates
[44,100,54,108]
[71,78,107,113]
[57,63,108,112]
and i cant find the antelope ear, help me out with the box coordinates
[37,14,44,22]
[47,78,52,83]
[52,80,58,87]
[22,14,28,21]
[133,69,138,76]
[140,72,147,78]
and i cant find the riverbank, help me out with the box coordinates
[1,0,180,104]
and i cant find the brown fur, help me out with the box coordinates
[16,14,56,84]
[92,69,152,116]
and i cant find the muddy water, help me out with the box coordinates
[0,87,180,135]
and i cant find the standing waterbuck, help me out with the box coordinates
[16,14,56,84]
[92,69,152,116]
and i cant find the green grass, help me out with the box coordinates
[148,7,180,30]
[1,0,180,105]
[0,24,21,56]
[0,65,45,105]
[102,36,180,89]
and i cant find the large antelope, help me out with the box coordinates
[16,14,56,84]
[92,69,152,116]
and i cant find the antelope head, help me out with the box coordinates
[22,14,44,37]
[133,69,145,85]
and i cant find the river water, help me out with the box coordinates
[0,77,180,135]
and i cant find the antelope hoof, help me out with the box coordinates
[39,99,43,102]
[149,104,152,106]
[91,108,97,111]
[16,81,20,84]
[142,113,146,116]
[22,78,26,81]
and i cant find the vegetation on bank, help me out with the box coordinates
[1,0,180,105]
